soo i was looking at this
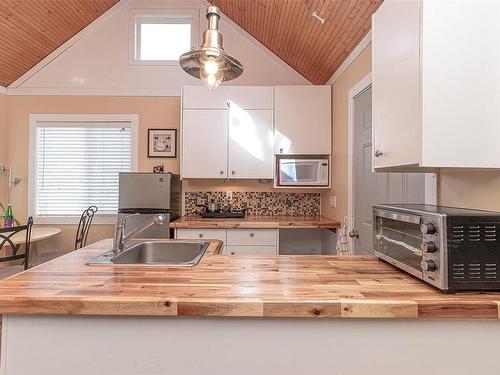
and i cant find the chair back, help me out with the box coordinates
[75,206,98,250]
[0,217,34,270]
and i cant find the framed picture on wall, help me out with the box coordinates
[148,129,177,158]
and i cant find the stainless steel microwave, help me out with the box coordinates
[277,158,329,187]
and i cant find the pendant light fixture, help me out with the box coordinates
[179,6,243,91]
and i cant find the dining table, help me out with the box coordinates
[8,226,62,245]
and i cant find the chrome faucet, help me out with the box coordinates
[112,213,168,254]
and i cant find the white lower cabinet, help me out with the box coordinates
[226,229,277,246]
[175,229,227,242]
[176,228,278,255]
[225,246,277,256]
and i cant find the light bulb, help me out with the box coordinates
[203,60,220,75]
[200,69,223,91]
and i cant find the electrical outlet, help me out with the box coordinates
[226,191,233,200]
[329,195,336,208]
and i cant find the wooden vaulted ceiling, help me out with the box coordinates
[0,0,118,87]
[0,0,381,87]
[210,0,383,84]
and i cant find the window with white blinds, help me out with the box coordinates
[31,118,136,219]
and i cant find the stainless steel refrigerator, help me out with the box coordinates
[118,172,181,239]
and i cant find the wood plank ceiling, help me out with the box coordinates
[0,0,381,87]
[210,0,383,84]
[0,0,118,87]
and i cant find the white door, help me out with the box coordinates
[352,86,425,254]
[182,110,228,178]
[228,109,274,179]
[274,86,331,155]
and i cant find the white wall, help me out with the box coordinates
[9,0,308,95]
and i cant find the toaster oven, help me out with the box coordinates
[373,204,500,291]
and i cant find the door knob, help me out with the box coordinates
[374,149,383,157]
[348,230,359,239]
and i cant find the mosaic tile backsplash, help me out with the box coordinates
[185,192,321,216]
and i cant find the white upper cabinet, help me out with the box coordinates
[183,86,273,110]
[373,0,500,170]
[274,86,331,155]
[372,0,421,169]
[182,110,228,179]
[182,86,274,179]
[228,109,274,179]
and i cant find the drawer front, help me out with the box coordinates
[226,246,277,256]
[226,229,277,246]
[176,229,226,242]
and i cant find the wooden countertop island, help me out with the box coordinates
[3,239,500,374]
[169,215,341,229]
[0,238,499,319]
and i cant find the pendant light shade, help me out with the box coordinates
[179,6,243,90]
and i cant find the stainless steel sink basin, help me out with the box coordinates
[86,240,210,266]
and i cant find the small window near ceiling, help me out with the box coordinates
[135,16,192,61]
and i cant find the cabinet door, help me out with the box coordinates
[183,86,273,109]
[182,110,228,178]
[372,0,421,169]
[228,109,274,179]
[274,86,331,155]
[421,1,500,168]
[226,246,277,256]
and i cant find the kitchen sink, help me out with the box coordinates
[86,240,210,266]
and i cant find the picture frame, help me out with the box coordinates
[148,129,177,158]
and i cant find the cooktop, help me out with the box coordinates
[199,209,246,219]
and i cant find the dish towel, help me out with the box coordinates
[336,216,353,256]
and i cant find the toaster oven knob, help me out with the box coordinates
[421,260,437,272]
[420,223,437,235]
[421,241,438,253]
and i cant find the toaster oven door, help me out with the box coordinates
[373,208,424,279]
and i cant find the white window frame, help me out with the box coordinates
[128,9,199,66]
[28,114,139,225]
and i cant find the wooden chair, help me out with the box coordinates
[0,217,33,279]
[75,206,98,250]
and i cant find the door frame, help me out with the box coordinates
[347,74,437,250]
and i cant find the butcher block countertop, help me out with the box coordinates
[1,238,500,319]
[169,215,341,229]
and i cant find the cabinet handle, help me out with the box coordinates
[230,251,235,255]
[219,170,224,175]
[227,101,230,108]
[231,170,236,175]
[374,149,383,157]
[279,148,283,154]
[249,232,254,237]
[198,233,203,238]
